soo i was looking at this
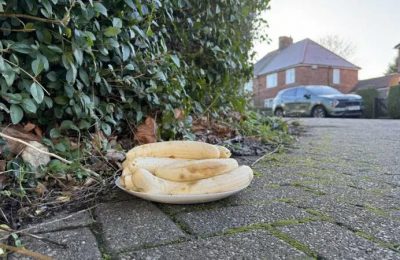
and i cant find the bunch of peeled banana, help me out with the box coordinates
[120,141,253,195]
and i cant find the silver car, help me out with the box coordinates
[272,85,363,117]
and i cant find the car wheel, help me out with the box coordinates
[312,106,326,118]
[274,108,284,117]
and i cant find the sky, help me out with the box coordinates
[253,0,399,80]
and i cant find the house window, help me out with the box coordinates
[285,68,295,84]
[266,73,277,88]
[264,98,274,108]
[333,69,340,84]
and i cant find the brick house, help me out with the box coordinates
[352,73,400,98]
[253,36,360,108]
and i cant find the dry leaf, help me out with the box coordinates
[1,126,41,155]
[21,141,51,169]
[34,126,43,138]
[134,116,157,144]
[92,130,106,152]
[23,122,36,132]
[173,108,185,120]
[56,196,70,202]
[105,149,125,162]
[35,182,48,196]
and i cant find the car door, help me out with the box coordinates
[295,88,311,116]
[281,88,297,116]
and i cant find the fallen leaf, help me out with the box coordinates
[34,126,43,138]
[92,130,106,152]
[0,160,5,172]
[84,177,96,186]
[1,126,41,155]
[23,122,36,132]
[173,108,185,120]
[0,174,8,190]
[106,149,125,162]
[134,116,157,144]
[56,196,70,202]
[35,182,48,196]
[21,141,51,169]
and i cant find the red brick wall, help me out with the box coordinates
[253,66,358,107]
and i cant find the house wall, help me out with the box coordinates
[253,66,358,108]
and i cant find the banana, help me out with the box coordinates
[124,157,190,174]
[154,158,238,182]
[125,141,220,160]
[129,166,253,195]
[121,174,136,190]
[215,145,231,158]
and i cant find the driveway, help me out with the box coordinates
[12,118,400,259]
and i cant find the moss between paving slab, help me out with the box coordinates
[221,220,320,259]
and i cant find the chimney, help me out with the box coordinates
[279,36,293,50]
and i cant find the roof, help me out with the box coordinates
[353,73,400,91]
[254,38,360,76]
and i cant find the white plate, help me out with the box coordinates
[115,177,251,204]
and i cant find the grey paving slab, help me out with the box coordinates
[175,202,310,236]
[119,230,309,260]
[293,195,400,244]
[279,221,400,259]
[9,228,101,260]
[27,210,95,234]
[95,200,186,252]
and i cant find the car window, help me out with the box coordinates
[281,88,297,97]
[296,88,306,98]
[306,86,342,95]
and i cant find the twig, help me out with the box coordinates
[0,226,66,248]
[0,132,71,164]
[0,13,63,25]
[0,206,96,241]
[0,27,36,32]
[3,58,50,95]
[251,145,281,167]
[0,243,52,260]
[0,132,101,179]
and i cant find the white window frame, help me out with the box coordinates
[285,68,295,84]
[264,98,274,108]
[266,73,277,88]
[333,69,340,84]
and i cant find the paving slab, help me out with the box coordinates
[27,210,95,234]
[95,200,186,252]
[279,221,400,259]
[175,202,310,236]
[293,194,400,244]
[9,228,101,260]
[119,230,309,260]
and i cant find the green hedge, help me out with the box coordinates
[356,89,378,118]
[388,85,400,119]
[0,0,269,139]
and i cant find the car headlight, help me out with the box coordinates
[330,99,339,107]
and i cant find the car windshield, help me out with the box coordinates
[306,86,342,95]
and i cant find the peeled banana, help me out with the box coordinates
[126,166,253,195]
[125,141,220,161]
[154,158,238,182]
[215,145,231,158]
[124,157,190,173]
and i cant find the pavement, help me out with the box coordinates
[10,118,400,259]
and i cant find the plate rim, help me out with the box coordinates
[114,176,251,198]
